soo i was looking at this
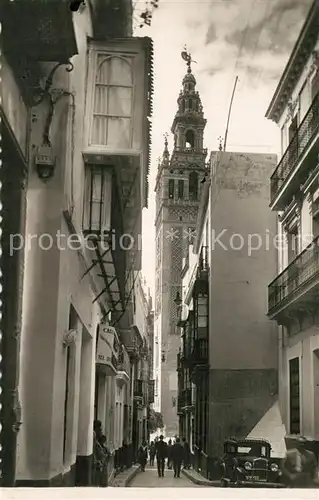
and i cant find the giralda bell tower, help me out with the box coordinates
[154,51,207,435]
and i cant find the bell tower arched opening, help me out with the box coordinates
[185,129,195,149]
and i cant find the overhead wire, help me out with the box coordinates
[252,5,286,90]
[241,0,272,91]
[221,0,257,150]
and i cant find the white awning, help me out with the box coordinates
[246,401,287,458]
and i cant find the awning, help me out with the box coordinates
[246,401,287,458]
[96,323,119,376]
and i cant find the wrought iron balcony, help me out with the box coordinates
[177,388,193,412]
[183,337,208,367]
[117,348,130,375]
[134,379,144,399]
[182,388,193,407]
[166,197,200,206]
[268,235,319,317]
[177,349,184,371]
[270,92,319,209]
[173,146,208,156]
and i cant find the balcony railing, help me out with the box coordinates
[177,388,193,412]
[166,197,200,206]
[270,92,319,206]
[177,349,184,371]
[183,338,208,366]
[268,234,319,315]
[173,146,208,155]
[117,348,130,375]
[134,379,143,399]
[183,388,192,407]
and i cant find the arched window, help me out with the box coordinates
[181,100,185,113]
[91,55,133,148]
[188,99,192,109]
[189,171,198,200]
[185,129,195,149]
[168,179,175,199]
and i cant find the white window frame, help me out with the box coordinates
[85,46,138,152]
[82,165,112,234]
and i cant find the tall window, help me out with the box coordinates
[84,165,112,233]
[91,55,133,148]
[189,171,198,200]
[289,357,300,434]
[288,115,298,143]
[287,226,299,264]
[299,81,310,123]
[281,125,287,155]
[168,179,175,199]
[178,179,184,199]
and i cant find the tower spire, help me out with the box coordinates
[162,133,169,164]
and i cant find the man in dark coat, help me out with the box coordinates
[155,435,168,477]
[171,437,185,478]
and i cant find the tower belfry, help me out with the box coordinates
[154,49,207,435]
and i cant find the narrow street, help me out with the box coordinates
[129,465,202,487]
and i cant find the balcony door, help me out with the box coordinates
[288,115,299,167]
[287,226,300,295]
[289,357,300,435]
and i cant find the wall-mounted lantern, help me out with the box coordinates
[35,144,56,181]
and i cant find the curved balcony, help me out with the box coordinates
[270,92,319,210]
[183,338,209,367]
[268,234,319,319]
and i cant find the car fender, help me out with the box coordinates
[236,466,246,475]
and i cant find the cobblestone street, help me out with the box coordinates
[129,466,203,487]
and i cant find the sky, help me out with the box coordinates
[133,0,313,298]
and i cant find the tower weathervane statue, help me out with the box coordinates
[181,46,197,73]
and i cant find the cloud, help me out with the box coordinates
[224,0,313,56]
[205,23,217,45]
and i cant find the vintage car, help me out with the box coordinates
[220,438,285,488]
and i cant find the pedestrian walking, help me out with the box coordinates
[155,435,168,477]
[171,437,185,478]
[182,437,191,469]
[167,439,173,469]
[137,441,148,471]
[93,430,105,486]
[281,436,319,488]
[99,435,110,487]
[149,441,156,466]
